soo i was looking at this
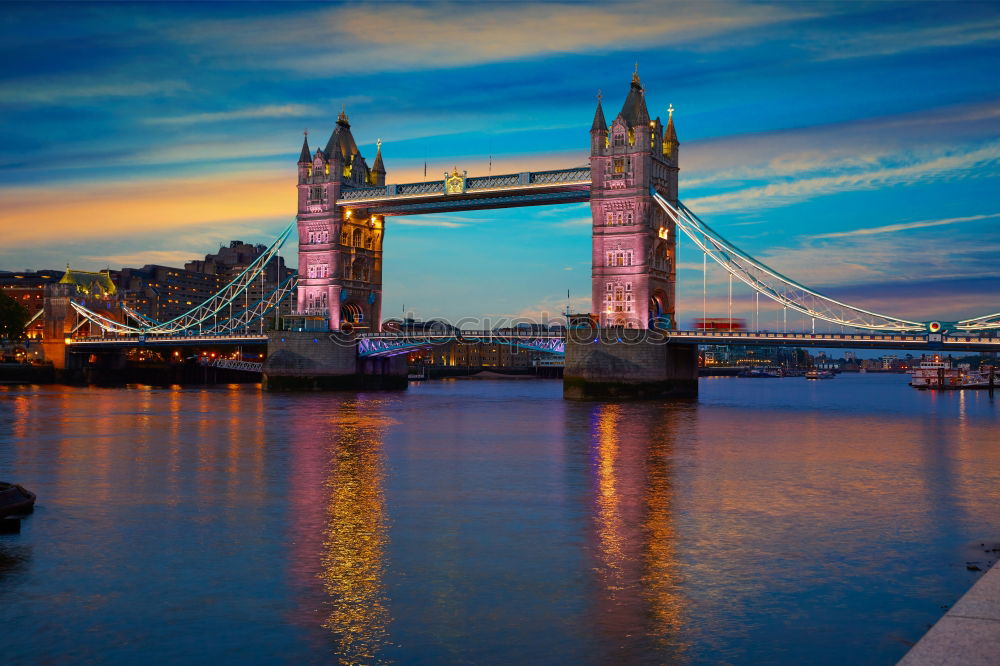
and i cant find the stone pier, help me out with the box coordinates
[262,331,406,391]
[563,329,698,400]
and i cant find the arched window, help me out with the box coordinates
[341,231,349,245]
[616,212,623,225]
[606,212,613,226]
[321,292,328,306]
[307,266,315,278]
[613,133,624,147]
[308,232,315,244]
[626,212,633,225]
[352,228,362,246]
[607,253,613,266]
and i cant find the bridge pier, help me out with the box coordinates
[262,331,407,391]
[563,330,698,400]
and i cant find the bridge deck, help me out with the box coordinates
[65,329,1000,353]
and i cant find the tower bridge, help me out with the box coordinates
[62,70,999,396]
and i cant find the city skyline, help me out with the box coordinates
[2,2,999,326]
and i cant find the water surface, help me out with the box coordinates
[1,375,998,664]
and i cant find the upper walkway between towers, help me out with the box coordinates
[333,166,591,216]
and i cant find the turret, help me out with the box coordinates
[590,93,608,155]
[371,138,386,186]
[663,104,679,166]
[297,131,311,183]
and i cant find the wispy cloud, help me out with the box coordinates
[686,140,1000,214]
[812,213,1000,239]
[812,18,1000,61]
[0,79,189,105]
[145,104,321,126]
[177,2,812,73]
[394,218,466,229]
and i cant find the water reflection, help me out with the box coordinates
[288,396,396,663]
[587,402,687,661]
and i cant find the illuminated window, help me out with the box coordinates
[613,159,624,174]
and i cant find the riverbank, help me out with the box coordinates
[901,555,1000,665]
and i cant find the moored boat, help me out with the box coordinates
[909,359,995,390]
[805,369,835,379]
[0,483,36,519]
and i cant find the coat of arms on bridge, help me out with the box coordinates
[444,167,467,195]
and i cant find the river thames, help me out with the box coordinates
[1,374,998,664]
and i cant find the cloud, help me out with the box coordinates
[812,213,1000,239]
[79,250,208,268]
[812,18,1000,61]
[145,104,321,126]
[0,79,190,105]
[176,2,812,73]
[685,140,1000,214]
[681,98,1000,187]
[0,170,292,249]
[394,218,466,229]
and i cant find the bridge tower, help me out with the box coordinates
[296,109,386,331]
[589,70,678,329]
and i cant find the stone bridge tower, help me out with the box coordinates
[589,70,679,329]
[296,109,386,331]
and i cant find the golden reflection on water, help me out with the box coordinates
[318,400,395,664]
[590,403,686,657]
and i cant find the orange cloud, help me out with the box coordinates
[1,170,294,247]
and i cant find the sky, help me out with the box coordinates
[1,1,999,328]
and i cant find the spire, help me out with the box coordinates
[618,67,649,127]
[372,138,385,173]
[590,90,607,133]
[663,104,678,158]
[664,103,678,142]
[337,104,349,127]
[298,130,311,163]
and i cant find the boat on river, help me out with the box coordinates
[805,369,834,380]
[739,367,783,378]
[0,483,36,518]
[910,359,996,390]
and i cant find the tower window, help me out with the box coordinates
[613,159,624,174]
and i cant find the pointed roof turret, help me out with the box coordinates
[618,65,650,127]
[298,130,311,163]
[664,103,678,143]
[591,90,607,133]
[372,138,385,173]
[337,104,349,127]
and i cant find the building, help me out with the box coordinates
[0,270,63,339]
[116,241,295,324]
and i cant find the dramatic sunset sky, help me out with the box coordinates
[2,1,998,326]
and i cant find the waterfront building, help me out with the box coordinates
[0,270,63,339]
[116,241,295,322]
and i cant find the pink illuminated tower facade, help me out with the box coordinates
[295,109,386,331]
[589,71,678,329]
